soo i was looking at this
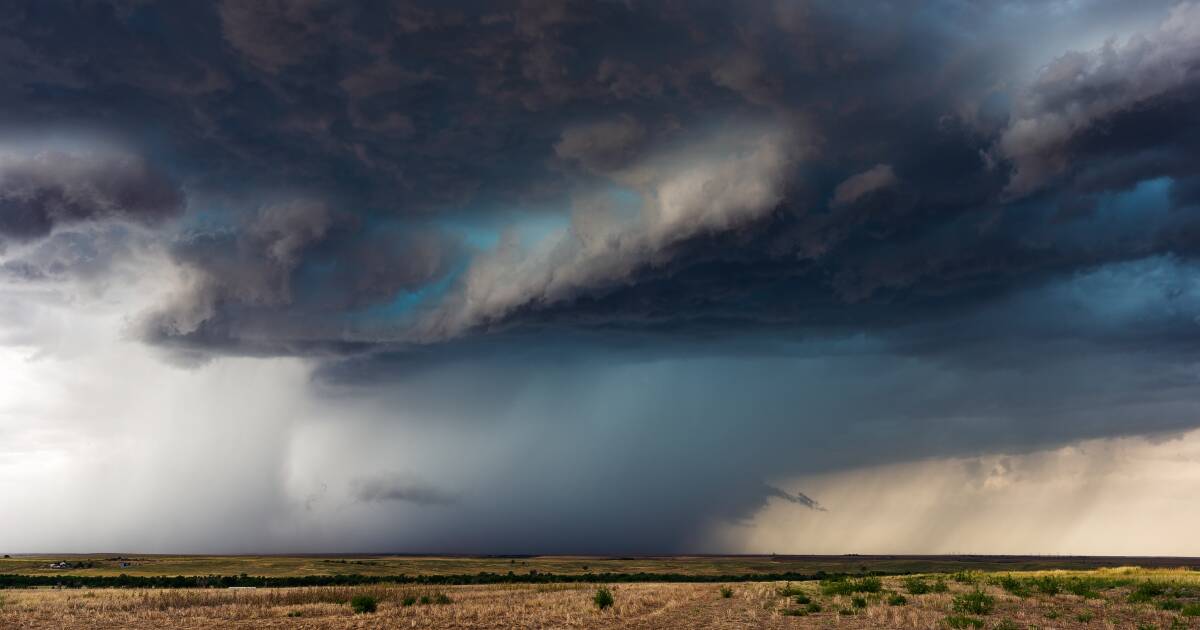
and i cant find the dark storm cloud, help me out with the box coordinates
[5,0,1200,552]
[0,149,183,242]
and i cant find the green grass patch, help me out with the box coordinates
[887,592,907,606]
[1076,611,1094,623]
[951,589,995,615]
[944,614,984,629]
[851,596,867,609]
[820,575,881,595]
[349,595,377,614]
[1183,603,1200,617]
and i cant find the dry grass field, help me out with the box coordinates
[2,554,1195,578]
[1,568,1198,629]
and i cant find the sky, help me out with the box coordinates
[2,0,1200,555]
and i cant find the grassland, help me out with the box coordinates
[2,566,1199,628]
[2,554,1196,578]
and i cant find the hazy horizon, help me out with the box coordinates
[3,0,1200,556]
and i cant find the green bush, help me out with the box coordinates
[1183,603,1200,617]
[1160,599,1184,611]
[993,575,1030,597]
[1129,581,1167,603]
[951,589,995,615]
[944,614,984,629]
[851,596,867,609]
[350,595,377,614]
[1031,576,1061,596]
[792,592,810,605]
[719,586,733,598]
[887,593,907,606]
[821,575,881,595]
[594,587,614,610]
[805,602,822,613]
[432,593,452,605]
[780,608,807,616]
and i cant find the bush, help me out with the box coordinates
[944,614,984,629]
[1031,576,1061,596]
[821,575,881,595]
[780,608,807,616]
[850,596,867,609]
[993,575,1030,597]
[792,592,811,605]
[1129,581,1167,603]
[951,589,995,615]
[904,577,932,595]
[1160,599,1184,611]
[594,587,614,610]
[432,593,452,605]
[1183,603,1200,617]
[350,595,377,614]
[400,594,417,607]
[805,602,822,613]
[719,586,733,598]
[1076,611,1094,623]
[887,593,907,606]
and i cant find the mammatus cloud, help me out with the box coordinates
[0,149,183,242]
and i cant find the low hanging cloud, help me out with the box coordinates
[0,149,184,242]
[352,474,459,506]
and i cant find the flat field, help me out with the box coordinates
[2,554,1197,578]
[2,568,1200,628]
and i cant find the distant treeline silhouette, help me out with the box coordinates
[0,570,867,589]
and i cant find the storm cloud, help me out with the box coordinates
[2,0,1200,553]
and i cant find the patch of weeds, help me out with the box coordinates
[887,593,907,606]
[820,575,881,595]
[952,589,995,616]
[905,577,933,595]
[993,575,1030,597]
[851,596,867,609]
[953,571,980,584]
[1044,610,1060,620]
[1160,599,1184,611]
[944,614,985,629]
[593,587,614,611]
[932,578,950,593]
[1031,576,1061,596]
[1065,579,1100,599]
[719,586,733,598]
[777,582,805,597]
[805,602,822,614]
[1136,624,1156,630]
[432,593,452,605]
[994,621,1019,630]
[350,595,377,614]
[780,608,807,617]
[1076,611,1094,623]
[838,608,855,616]
[1129,582,1168,604]
[792,592,811,605]
[286,610,303,617]
[1182,603,1200,617]
[400,594,417,607]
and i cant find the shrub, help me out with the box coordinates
[594,587,614,610]
[851,596,867,609]
[1160,599,1184,611]
[838,608,855,615]
[792,593,810,605]
[952,589,995,615]
[719,586,733,598]
[1128,581,1167,603]
[952,571,979,584]
[944,614,984,629]
[1045,610,1060,619]
[1065,579,1100,599]
[777,582,805,597]
[400,594,417,607]
[805,602,822,613]
[350,595,377,614]
[887,593,907,606]
[904,577,932,594]
[286,610,303,617]
[1031,576,1061,596]
[418,595,432,605]
[432,593,452,605]
[1183,603,1200,617]
[821,576,881,595]
[931,578,950,593]
[780,608,807,616]
[993,575,1030,597]
[1076,611,1094,623]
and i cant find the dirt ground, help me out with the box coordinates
[0,572,1197,629]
